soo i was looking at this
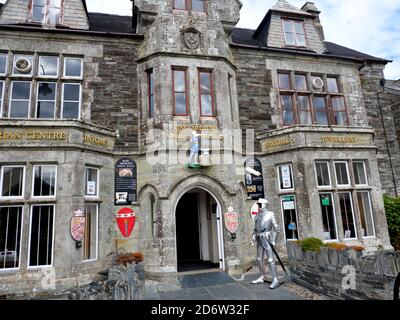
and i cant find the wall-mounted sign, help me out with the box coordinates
[71,209,85,243]
[280,165,292,189]
[116,208,136,238]
[115,158,137,205]
[87,181,96,195]
[224,206,239,240]
[245,158,265,200]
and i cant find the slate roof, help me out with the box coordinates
[231,27,390,64]
[88,13,135,34]
[271,0,313,17]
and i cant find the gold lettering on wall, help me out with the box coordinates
[0,131,67,141]
[84,135,108,146]
[321,136,357,144]
[176,124,219,133]
[264,137,296,149]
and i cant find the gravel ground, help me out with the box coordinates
[284,282,329,300]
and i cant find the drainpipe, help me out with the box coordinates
[377,79,399,197]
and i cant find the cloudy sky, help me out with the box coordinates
[1,0,399,78]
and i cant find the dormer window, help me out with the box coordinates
[30,0,63,25]
[174,0,205,13]
[282,19,306,47]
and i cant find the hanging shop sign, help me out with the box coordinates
[244,158,265,200]
[71,209,85,247]
[224,206,239,240]
[250,202,259,222]
[116,208,136,238]
[115,158,137,205]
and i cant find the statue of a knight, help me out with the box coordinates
[252,198,280,289]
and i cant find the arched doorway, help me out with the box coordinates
[175,187,225,273]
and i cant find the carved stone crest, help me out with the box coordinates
[183,29,201,50]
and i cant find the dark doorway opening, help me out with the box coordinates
[176,190,220,273]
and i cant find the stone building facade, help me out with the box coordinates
[0,0,397,295]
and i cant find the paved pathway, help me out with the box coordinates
[145,270,322,300]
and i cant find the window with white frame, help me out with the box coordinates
[357,191,375,238]
[33,165,57,198]
[85,167,99,197]
[319,193,338,241]
[315,161,331,187]
[0,53,7,75]
[62,83,81,119]
[353,161,368,186]
[9,81,31,118]
[0,206,23,270]
[83,204,98,261]
[38,56,58,78]
[335,161,350,186]
[281,195,299,241]
[29,205,54,267]
[1,166,25,199]
[338,192,357,239]
[278,164,294,190]
[282,19,306,47]
[13,54,33,76]
[31,0,64,25]
[0,81,4,113]
[64,57,83,79]
[36,82,56,118]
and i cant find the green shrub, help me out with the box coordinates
[298,237,324,253]
[384,195,400,251]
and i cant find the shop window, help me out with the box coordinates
[313,96,328,125]
[282,19,306,47]
[38,56,58,78]
[62,83,81,119]
[319,193,338,241]
[0,207,23,270]
[85,167,99,197]
[147,69,154,119]
[33,165,57,198]
[353,161,368,186]
[334,161,350,187]
[31,0,63,25]
[0,166,25,199]
[338,192,357,239]
[281,196,299,241]
[357,192,375,238]
[173,68,188,116]
[64,57,83,79]
[29,205,54,267]
[12,55,33,76]
[0,53,7,75]
[9,81,31,118]
[315,162,331,187]
[36,82,56,119]
[278,164,294,191]
[83,204,98,261]
[199,70,214,117]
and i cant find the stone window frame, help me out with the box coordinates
[333,161,351,188]
[63,57,84,80]
[281,18,308,48]
[173,0,206,13]
[277,71,349,127]
[29,0,65,25]
[0,52,8,76]
[172,66,189,117]
[337,191,358,240]
[0,205,24,272]
[83,203,99,262]
[27,204,55,269]
[353,160,369,188]
[277,163,295,192]
[61,82,82,120]
[198,68,215,118]
[147,69,155,119]
[84,166,100,199]
[314,161,332,188]
[0,165,26,201]
[31,165,57,199]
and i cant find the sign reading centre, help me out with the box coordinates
[115,158,137,206]
[245,158,265,200]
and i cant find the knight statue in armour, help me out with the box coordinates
[252,198,280,289]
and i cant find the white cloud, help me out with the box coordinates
[1,0,398,79]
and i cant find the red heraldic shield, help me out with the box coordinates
[116,208,136,238]
[224,207,239,234]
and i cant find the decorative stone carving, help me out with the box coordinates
[183,29,201,50]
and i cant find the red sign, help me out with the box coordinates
[71,210,85,242]
[116,208,136,238]
[224,206,239,234]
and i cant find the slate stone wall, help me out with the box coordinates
[359,65,400,197]
[287,242,400,300]
[389,91,400,148]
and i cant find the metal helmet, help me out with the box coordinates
[257,198,269,209]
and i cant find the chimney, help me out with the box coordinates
[130,0,138,33]
[301,2,324,40]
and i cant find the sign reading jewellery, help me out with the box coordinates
[245,158,265,200]
[115,158,137,206]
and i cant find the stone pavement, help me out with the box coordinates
[145,269,327,301]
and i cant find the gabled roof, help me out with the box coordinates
[271,0,313,16]
[231,27,390,64]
